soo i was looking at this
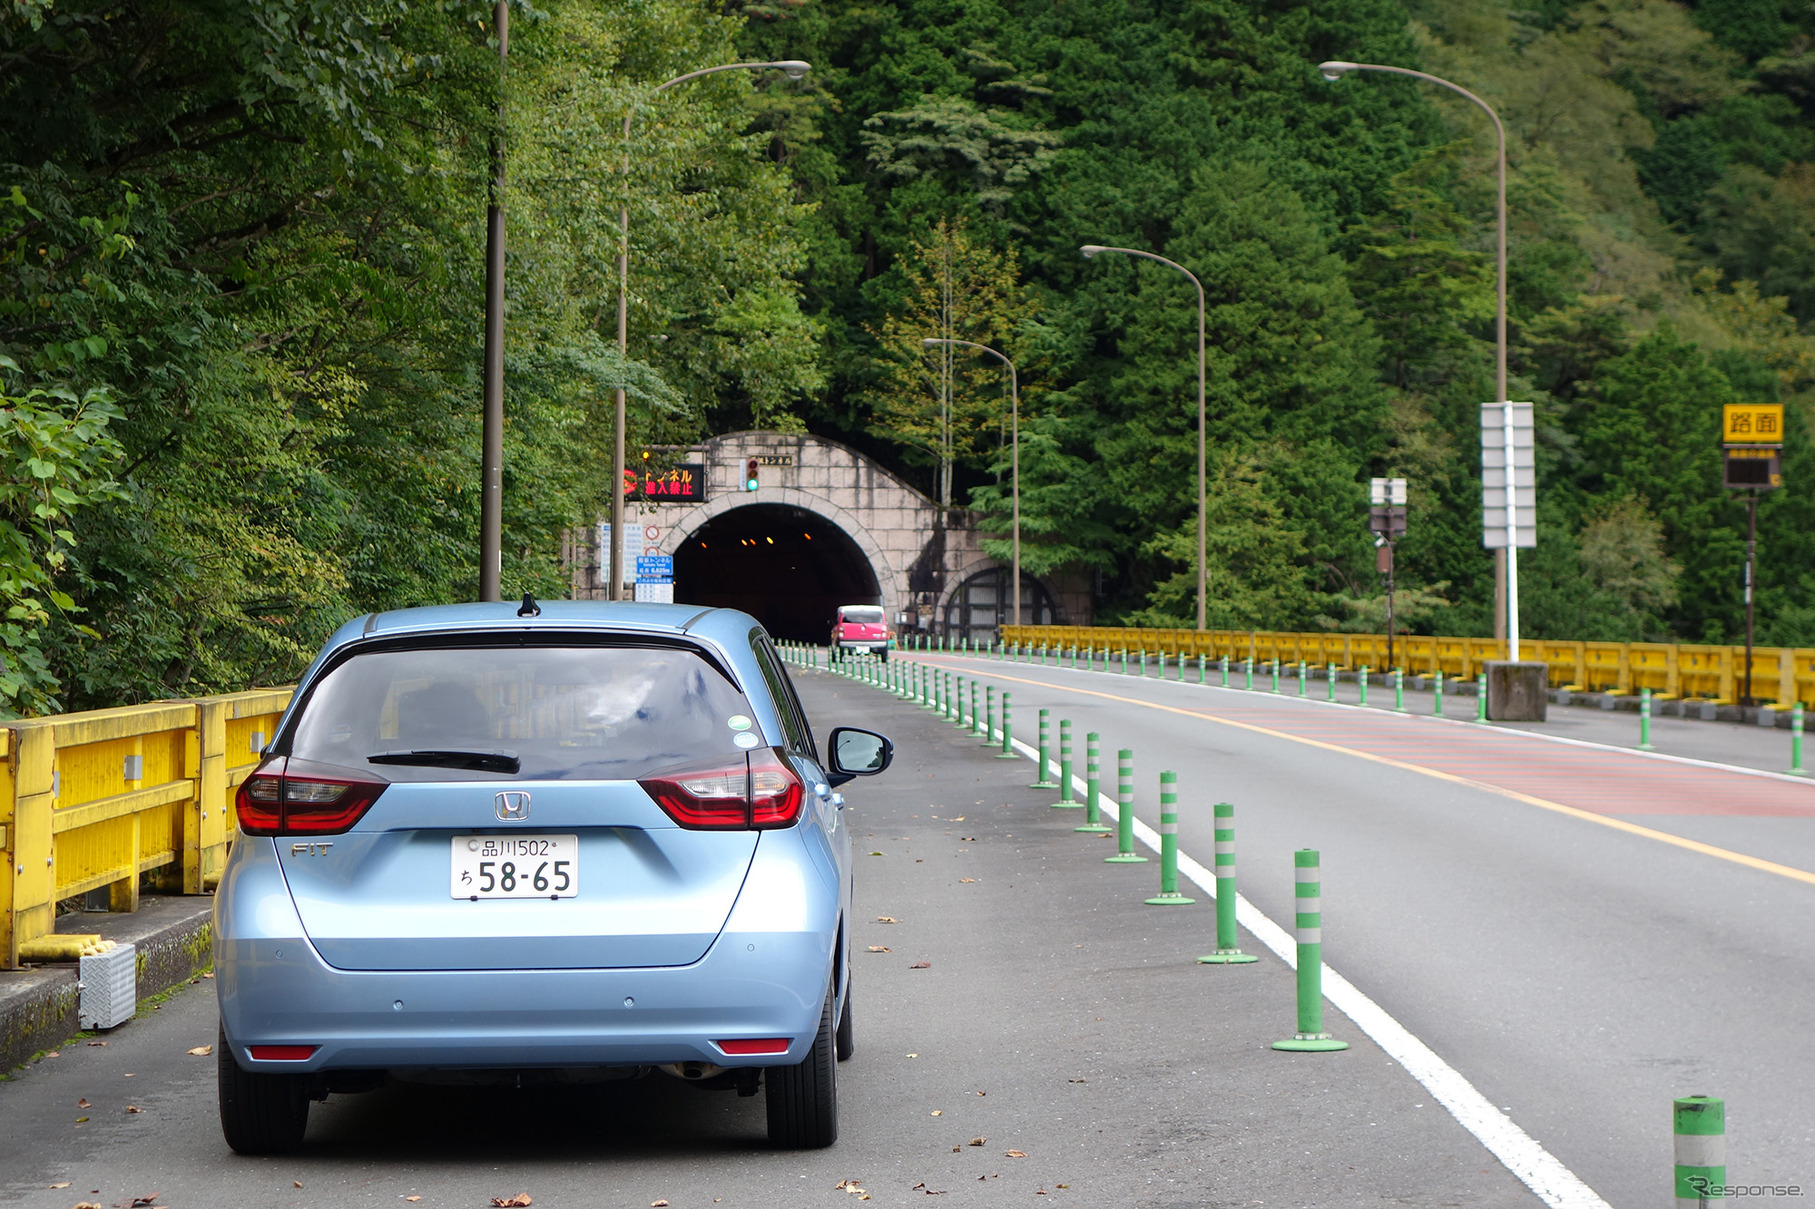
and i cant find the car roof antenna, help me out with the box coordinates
[517,592,541,618]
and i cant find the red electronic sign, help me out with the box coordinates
[624,462,707,502]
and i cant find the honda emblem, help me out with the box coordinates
[495,790,531,821]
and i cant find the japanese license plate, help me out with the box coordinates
[450,835,579,900]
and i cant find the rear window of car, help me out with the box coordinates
[839,607,884,625]
[285,641,760,781]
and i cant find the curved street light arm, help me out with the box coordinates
[606,59,810,600]
[1078,244,1209,631]
[923,337,1022,628]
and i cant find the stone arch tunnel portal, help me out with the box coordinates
[673,504,882,643]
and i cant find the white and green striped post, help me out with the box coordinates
[1790,701,1806,775]
[1244,657,1254,690]
[1326,662,1336,702]
[1198,802,1257,964]
[1272,849,1347,1051]
[970,681,981,736]
[1121,646,1129,675]
[1358,665,1369,707]
[1394,668,1405,712]
[1433,669,1444,716]
[997,692,1018,759]
[1140,649,1148,678]
[1030,709,1059,789]
[1144,771,1195,905]
[1221,656,1230,687]
[1271,659,1281,693]
[983,686,997,745]
[1107,749,1146,863]
[1051,719,1082,808]
[1198,653,1207,685]
[1477,672,1489,722]
[1076,732,1113,834]
[1673,1095,1724,1206]
[1640,686,1655,751]
[1298,660,1308,697]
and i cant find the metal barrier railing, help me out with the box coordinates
[2,688,292,968]
[998,627,1813,708]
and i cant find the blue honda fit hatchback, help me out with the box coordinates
[214,600,891,1153]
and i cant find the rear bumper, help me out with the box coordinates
[834,640,888,654]
[215,831,840,1074]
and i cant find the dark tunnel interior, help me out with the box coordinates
[673,505,882,642]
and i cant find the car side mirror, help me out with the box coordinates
[826,726,893,787]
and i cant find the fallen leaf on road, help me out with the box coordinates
[187,1045,212,1056]
[49,1182,70,1189]
[404,1198,421,1203]
[1036,1189,1048,1196]
[86,1041,106,1047]
[490,1195,532,1207]
[865,946,890,953]
[834,1180,867,1196]
[910,961,930,969]
[1067,1078,1085,1084]
[959,878,977,883]
[905,1052,918,1058]
[1056,1184,1070,1189]
[651,1202,669,1207]
[951,1146,960,1152]
[968,1137,985,1146]
[123,1193,162,1207]
[125,1105,142,1113]
[77,1099,90,1108]
[43,1051,59,1059]
[929,1110,941,1116]
[876,916,898,924]
[911,1183,946,1195]
[1004,1150,1027,1158]
[293,1181,303,1189]
[202,971,214,978]
[867,851,884,856]
[73,1203,102,1209]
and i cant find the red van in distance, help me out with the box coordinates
[831,605,890,662]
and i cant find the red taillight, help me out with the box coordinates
[235,766,385,836]
[247,1045,318,1061]
[640,751,804,831]
[716,1038,791,1055]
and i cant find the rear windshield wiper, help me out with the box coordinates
[367,749,521,774]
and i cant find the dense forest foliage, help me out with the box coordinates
[4,0,1815,713]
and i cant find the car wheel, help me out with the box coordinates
[217,1024,310,1155]
[766,984,838,1148]
[835,972,855,1062]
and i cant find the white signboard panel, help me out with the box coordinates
[1480,402,1537,549]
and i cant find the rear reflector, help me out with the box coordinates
[247,1045,319,1061]
[715,1038,792,1055]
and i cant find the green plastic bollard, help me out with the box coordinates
[983,686,997,745]
[1140,649,1148,678]
[1244,657,1253,691]
[1197,802,1257,964]
[1639,686,1654,751]
[1221,655,1230,687]
[1198,653,1207,685]
[1051,719,1082,808]
[1298,660,1308,697]
[1433,669,1444,716]
[1673,1096,1725,1207]
[1121,647,1129,675]
[1271,659,1281,694]
[1327,662,1336,702]
[1792,701,1806,775]
[997,692,1019,759]
[1477,673,1489,722]
[1030,709,1058,789]
[970,681,981,736]
[1394,668,1405,712]
[1077,732,1113,834]
[1271,849,1346,1051]
[1106,749,1147,863]
[1144,771,1195,905]
[1358,665,1369,707]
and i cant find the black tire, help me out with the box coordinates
[766,985,838,1148]
[835,971,855,1062]
[217,1024,310,1155]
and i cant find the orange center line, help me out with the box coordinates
[955,664,1815,888]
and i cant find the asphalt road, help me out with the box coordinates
[898,650,1815,1206]
[0,669,1543,1209]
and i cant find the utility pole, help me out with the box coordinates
[479,0,508,603]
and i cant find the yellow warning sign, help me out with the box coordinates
[1723,404,1784,444]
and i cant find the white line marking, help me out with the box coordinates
[889,667,1613,1209]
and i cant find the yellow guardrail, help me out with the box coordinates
[999,627,1814,709]
[1,688,292,969]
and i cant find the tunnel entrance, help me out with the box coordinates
[673,504,882,642]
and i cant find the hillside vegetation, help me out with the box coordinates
[3,0,1814,712]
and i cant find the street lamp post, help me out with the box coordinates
[1079,245,1208,632]
[923,338,1021,627]
[610,59,810,600]
[479,0,509,602]
[1317,60,1515,657]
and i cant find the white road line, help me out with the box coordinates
[977,716,1614,1209]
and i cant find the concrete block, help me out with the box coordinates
[1486,660,1548,721]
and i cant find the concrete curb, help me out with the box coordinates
[1,894,214,1073]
